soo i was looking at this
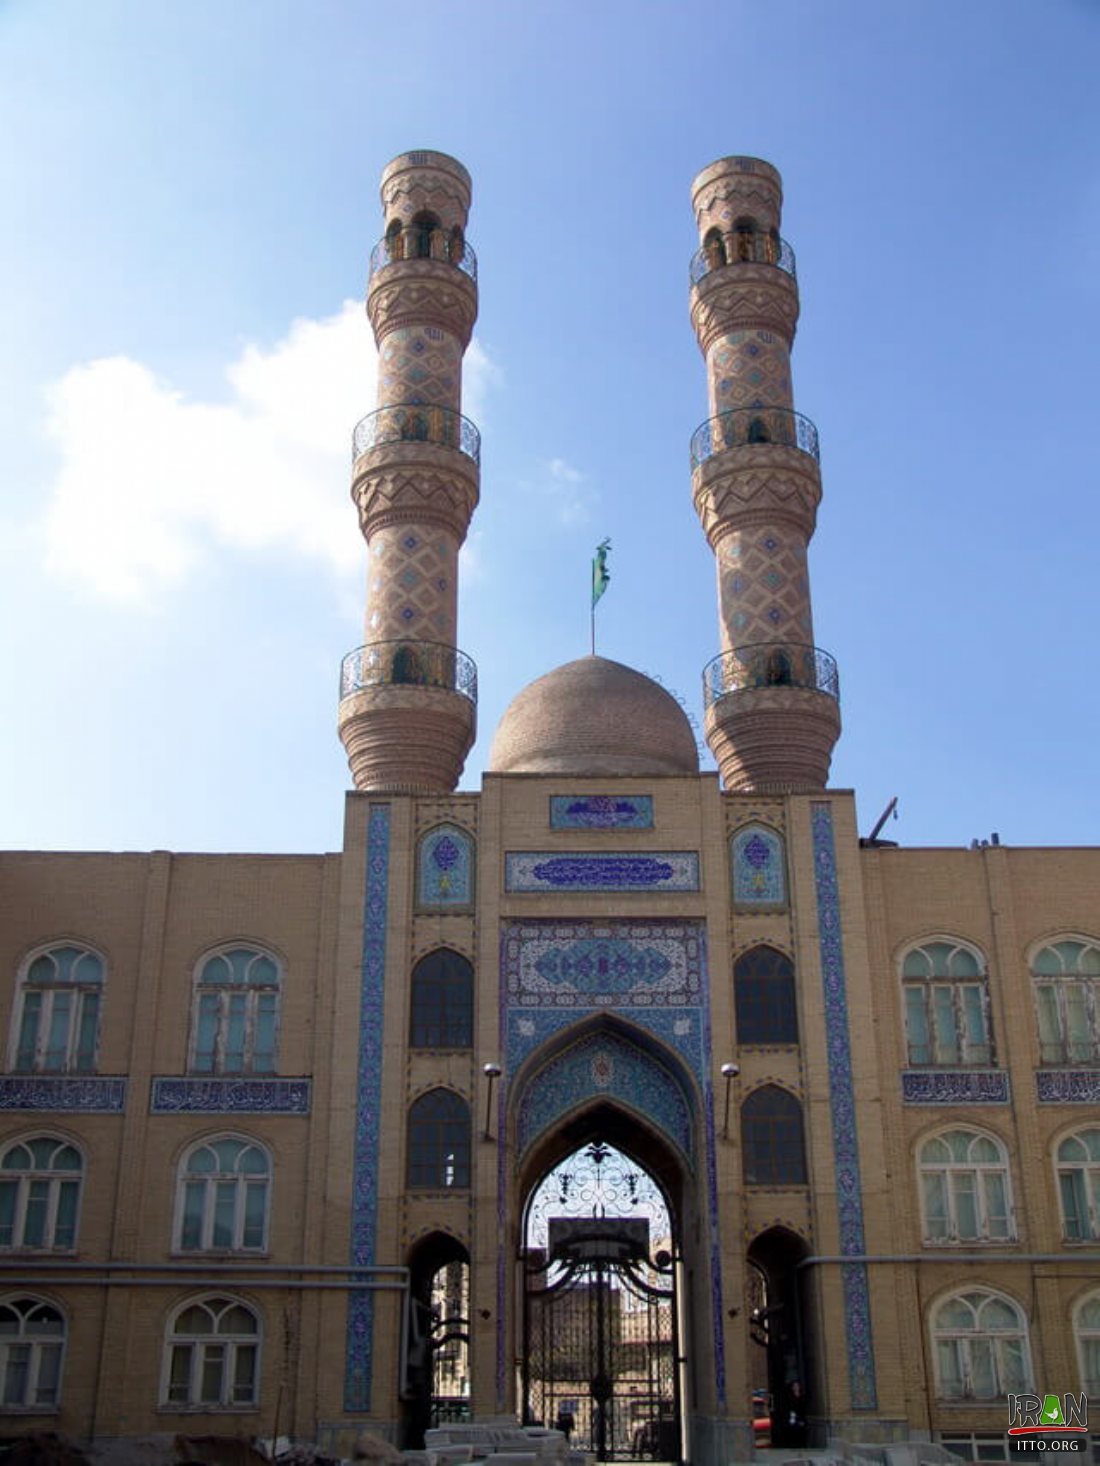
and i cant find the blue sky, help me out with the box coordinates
[2,0,1098,853]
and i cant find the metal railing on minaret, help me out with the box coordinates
[688,156,840,792]
[338,150,480,794]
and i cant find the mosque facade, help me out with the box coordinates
[2,151,1099,1464]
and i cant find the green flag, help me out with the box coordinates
[592,538,611,609]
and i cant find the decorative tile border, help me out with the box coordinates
[549,795,653,830]
[902,1070,1010,1105]
[344,804,390,1413]
[1036,1070,1100,1104]
[811,802,877,1411]
[150,1078,310,1114]
[0,1076,126,1112]
[505,851,699,893]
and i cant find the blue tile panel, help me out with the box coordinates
[498,918,725,1404]
[810,802,878,1411]
[417,823,475,907]
[549,795,654,829]
[902,1070,1010,1104]
[505,852,699,893]
[731,824,787,905]
[1036,1070,1100,1103]
[516,1029,693,1159]
[0,1076,126,1112]
[344,803,390,1414]
[150,1078,311,1113]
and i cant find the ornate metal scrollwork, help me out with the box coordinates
[369,229,478,283]
[340,640,478,705]
[702,643,840,707]
[352,404,481,465]
[690,407,819,469]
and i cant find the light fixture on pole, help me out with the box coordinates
[483,1062,502,1141]
[720,1062,739,1139]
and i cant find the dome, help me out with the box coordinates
[488,656,699,777]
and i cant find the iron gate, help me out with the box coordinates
[522,1221,680,1462]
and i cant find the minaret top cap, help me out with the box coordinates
[381,149,471,196]
[691,156,783,224]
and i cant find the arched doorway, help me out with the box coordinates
[402,1233,471,1448]
[747,1226,813,1448]
[520,1136,682,1463]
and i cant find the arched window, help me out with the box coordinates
[385,217,405,261]
[1055,1129,1100,1241]
[918,1129,1013,1242]
[417,824,475,908]
[1033,939,1100,1066]
[190,946,280,1076]
[0,1137,82,1251]
[902,940,992,1066]
[0,1295,66,1409]
[741,1085,807,1185]
[1074,1293,1100,1395]
[11,943,104,1073]
[703,227,727,269]
[163,1295,260,1408]
[412,212,441,259]
[409,949,473,1049]
[407,1090,470,1189]
[731,824,787,907]
[931,1289,1031,1399]
[734,219,757,261]
[734,946,797,1044]
[176,1137,270,1253]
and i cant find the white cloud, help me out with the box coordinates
[530,455,591,526]
[40,303,497,603]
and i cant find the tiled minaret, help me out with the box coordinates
[338,150,480,792]
[689,156,840,791]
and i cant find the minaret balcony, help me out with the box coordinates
[690,408,819,471]
[368,228,478,283]
[703,643,839,708]
[689,234,796,285]
[351,404,481,466]
[340,640,478,706]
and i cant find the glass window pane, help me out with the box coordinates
[999,1336,1028,1394]
[23,1180,49,1247]
[194,995,220,1073]
[212,1181,237,1248]
[168,1343,192,1402]
[223,995,247,1072]
[34,1342,62,1405]
[906,988,931,1064]
[923,1172,949,1238]
[54,1179,78,1248]
[982,1172,1009,1237]
[962,986,988,1060]
[1036,985,1062,1061]
[200,1343,225,1403]
[933,987,959,1063]
[0,1181,16,1247]
[937,1339,964,1397]
[3,1343,30,1406]
[253,995,276,1073]
[76,993,99,1070]
[181,1180,206,1249]
[953,1173,978,1239]
[233,1343,257,1403]
[44,991,72,1070]
[969,1338,995,1397]
[15,994,42,1071]
[243,1182,266,1249]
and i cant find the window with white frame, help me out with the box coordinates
[902,940,992,1066]
[0,1295,66,1410]
[1033,939,1100,1066]
[919,1130,1013,1242]
[932,1289,1031,1400]
[1056,1129,1100,1242]
[1075,1294,1100,1396]
[163,1295,260,1408]
[0,1138,82,1251]
[11,944,104,1073]
[190,947,280,1076]
[175,1137,270,1253]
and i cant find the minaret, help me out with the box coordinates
[689,156,840,791]
[339,150,480,792]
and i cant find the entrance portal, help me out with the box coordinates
[521,1142,680,1463]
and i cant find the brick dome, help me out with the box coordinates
[488,656,699,776]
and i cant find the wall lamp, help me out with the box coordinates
[482,1062,502,1141]
[720,1062,739,1139]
